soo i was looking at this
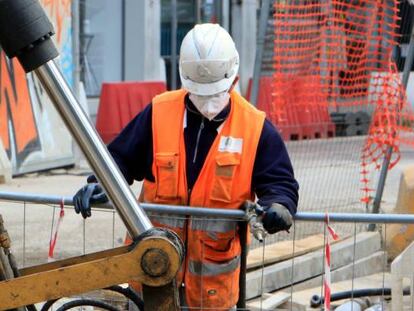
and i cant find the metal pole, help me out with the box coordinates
[369,20,414,230]
[237,220,248,309]
[250,0,271,106]
[294,212,414,224]
[34,61,153,238]
[4,190,414,224]
[222,0,230,31]
[121,0,126,81]
[170,0,178,90]
[402,19,414,89]
[196,0,202,23]
[71,0,80,98]
[70,0,82,168]
[0,190,248,219]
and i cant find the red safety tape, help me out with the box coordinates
[48,198,65,261]
[324,212,339,311]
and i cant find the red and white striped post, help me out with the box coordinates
[324,212,339,310]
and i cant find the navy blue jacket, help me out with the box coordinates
[108,95,299,214]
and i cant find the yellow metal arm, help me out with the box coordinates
[0,229,183,311]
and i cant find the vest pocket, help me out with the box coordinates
[155,153,179,199]
[211,153,240,203]
[187,255,240,308]
[186,225,241,308]
[198,227,240,262]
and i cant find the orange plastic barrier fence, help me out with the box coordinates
[96,81,166,144]
[271,0,412,203]
[246,77,335,140]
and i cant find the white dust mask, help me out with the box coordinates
[189,91,230,121]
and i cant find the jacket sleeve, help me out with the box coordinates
[107,103,154,185]
[252,119,299,215]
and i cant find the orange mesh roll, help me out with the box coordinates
[271,0,411,203]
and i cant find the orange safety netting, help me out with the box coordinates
[271,0,412,204]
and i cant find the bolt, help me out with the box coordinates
[141,248,170,277]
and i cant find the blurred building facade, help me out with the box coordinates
[79,0,258,97]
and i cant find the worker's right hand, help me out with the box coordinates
[261,203,293,234]
[73,181,108,219]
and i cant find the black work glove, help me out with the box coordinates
[261,203,293,234]
[73,175,108,219]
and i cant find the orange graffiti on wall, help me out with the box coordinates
[0,0,71,170]
[41,0,72,43]
[0,51,39,160]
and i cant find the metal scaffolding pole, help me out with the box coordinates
[170,0,178,90]
[250,0,271,106]
[71,0,80,98]
[222,0,230,31]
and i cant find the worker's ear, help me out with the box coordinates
[228,76,239,93]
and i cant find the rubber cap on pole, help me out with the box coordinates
[0,0,59,72]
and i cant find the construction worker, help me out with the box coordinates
[73,23,298,310]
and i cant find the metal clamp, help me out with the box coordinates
[244,201,267,243]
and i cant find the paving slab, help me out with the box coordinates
[246,232,381,299]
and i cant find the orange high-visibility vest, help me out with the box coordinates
[143,89,265,309]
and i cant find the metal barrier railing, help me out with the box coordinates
[2,190,414,223]
[1,191,414,310]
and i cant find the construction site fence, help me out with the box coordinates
[2,190,414,223]
[1,191,414,310]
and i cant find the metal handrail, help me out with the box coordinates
[1,191,414,224]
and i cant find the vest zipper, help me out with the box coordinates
[192,118,205,163]
[184,117,204,299]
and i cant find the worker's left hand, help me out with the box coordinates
[261,203,293,234]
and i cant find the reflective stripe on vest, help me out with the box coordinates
[189,256,240,276]
[148,213,186,228]
[191,218,236,233]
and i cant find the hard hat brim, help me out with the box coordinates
[179,63,239,96]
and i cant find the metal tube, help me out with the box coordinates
[368,145,392,231]
[3,191,414,224]
[402,18,414,89]
[121,0,126,81]
[237,220,248,309]
[0,190,247,219]
[221,0,230,31]
[71,0,81,97]
[294,212,414,224]
[250,0,271,106]
[195,0,201,24]
[33,61,153,238]
[170,0,178,90]
[142,203,247,219]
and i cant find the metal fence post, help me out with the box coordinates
[237,220,248,309]
[170,0,178,90]
[250,0,271,106]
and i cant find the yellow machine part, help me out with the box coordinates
[0,235,182,310]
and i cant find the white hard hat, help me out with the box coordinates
[179,23,239,96]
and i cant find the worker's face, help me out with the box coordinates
[188,76,238,120]
[189,89,230,120]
